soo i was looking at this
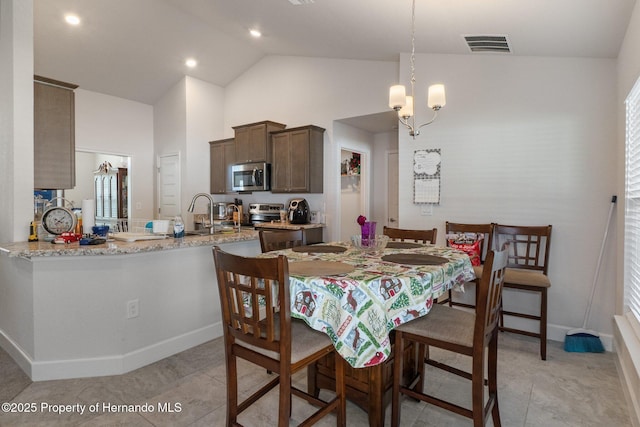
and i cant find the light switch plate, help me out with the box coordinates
[421,205,433,216]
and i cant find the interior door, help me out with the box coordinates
[387,151,399,226]
[157,153,180,219]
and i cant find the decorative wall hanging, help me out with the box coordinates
[413,149,441,204]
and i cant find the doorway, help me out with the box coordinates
[340,149,366,241]
[65,150,131,217]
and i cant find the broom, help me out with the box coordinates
[564,195,616,353]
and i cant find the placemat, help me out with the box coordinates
[386,241,424,249]
[289,261,354,276]
[292,245,347,253]
[381,254,449,265]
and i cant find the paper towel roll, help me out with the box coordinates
[82,199,95,234]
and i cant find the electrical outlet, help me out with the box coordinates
[136,202,142,210]
[126,299,139,319]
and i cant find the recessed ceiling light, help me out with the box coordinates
[249,29,262,38]
[185,58,197,68]
[65,14,80,26]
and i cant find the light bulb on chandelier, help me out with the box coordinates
[388,0,446,139]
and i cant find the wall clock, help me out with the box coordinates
[41,198,77,235]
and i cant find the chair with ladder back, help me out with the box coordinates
[212,246,346,426]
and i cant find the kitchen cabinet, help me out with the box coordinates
[232,121,286,164]
[34,75,78,189]
[209,138,235,193]
[271,125,325,193]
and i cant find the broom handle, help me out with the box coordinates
[582,195,617,329]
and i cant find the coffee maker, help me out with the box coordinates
[288,198,310,224]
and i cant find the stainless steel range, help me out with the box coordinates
[248,203,284,225]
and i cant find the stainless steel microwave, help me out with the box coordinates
[231,162,270,192]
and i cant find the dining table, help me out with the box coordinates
[259,239,476,426]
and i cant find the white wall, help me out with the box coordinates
[154,76,226,224]
[154,78,187,219]
[0,0,34,243]
[185,76,225,219]
[75,89,154,220]
[397,53,618,340]
[615,1,640,423]
[223,53,618,344]
[224,56,399,239]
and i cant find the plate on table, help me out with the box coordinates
[386,241,424,249]
[289,261,354,277]
[292,245,347,254]
[381,254,449,265]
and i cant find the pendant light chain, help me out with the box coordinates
[409,0,416,132]
[410,0,416,96]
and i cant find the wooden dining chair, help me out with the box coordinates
[212,246,346,427]
[493,224,552,360]
[391,244,509,427]
[383,226,437,244]
[440,222,495,308]
[259,229,305,253]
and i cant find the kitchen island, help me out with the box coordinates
[0,230,260,381]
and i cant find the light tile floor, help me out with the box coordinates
[0,332,632,426]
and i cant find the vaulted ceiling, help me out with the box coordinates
[35,0,637,105]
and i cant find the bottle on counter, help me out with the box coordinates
[173,215,185,240]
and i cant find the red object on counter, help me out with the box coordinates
[53,232,82,244]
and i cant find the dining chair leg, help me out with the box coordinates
[416,343,426,394]
[278,361,292,427]
[227,352,239,426]
[540,288,547,360]
[488,334,501,427]
[471,348,485,427]
[391,331,403,427]
[336,353,346,427]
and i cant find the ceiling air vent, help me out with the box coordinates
[288,0,315,5]
[463,35,511,53]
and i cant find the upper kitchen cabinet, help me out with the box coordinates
[271,125,325,193]
[232,120,286,164]
[34,75,78,190]
[209,138,235,194]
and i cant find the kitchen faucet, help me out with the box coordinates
[187,193,216,234]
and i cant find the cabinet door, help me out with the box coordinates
[223,141,235,193]
[288,129,311,192]
[234,123,267,163]
[271,132,291,192]
[210,139,234,194]
[34,81,76,189]
[234,126,250,164]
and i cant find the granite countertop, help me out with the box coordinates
[0,229,259,259]
[253,222,325,230]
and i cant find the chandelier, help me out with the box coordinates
[388,0,446,139]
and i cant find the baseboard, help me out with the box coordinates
[0,323,223,381]
[614,314,640,427]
